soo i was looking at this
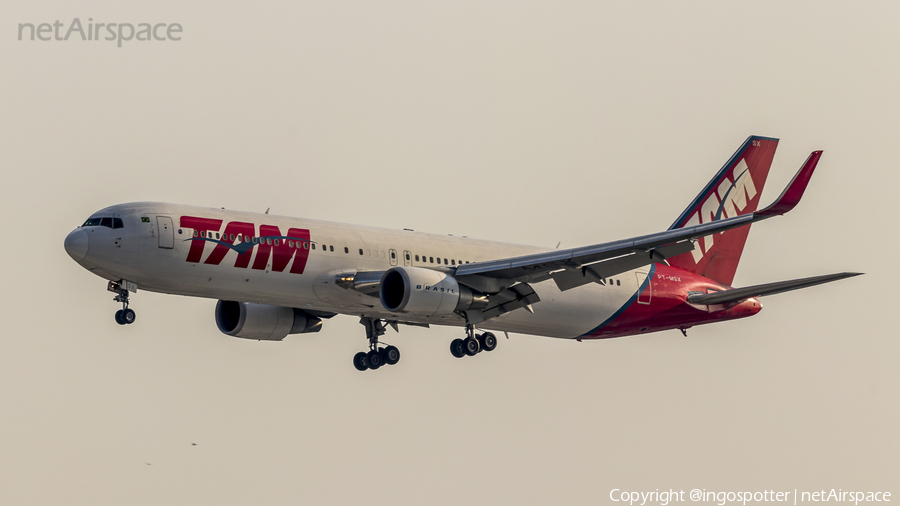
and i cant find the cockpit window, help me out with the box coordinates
[82,216,125,229]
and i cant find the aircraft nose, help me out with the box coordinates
[64,228,89,261]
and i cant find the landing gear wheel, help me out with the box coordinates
[383,345,401,365]
[115,310,126,325]
[480,332,497,351]
[121,308,136,325]
[464,336,480,356]
[366,350,383,369]
[353,352,369,371]
[450,339,465,358]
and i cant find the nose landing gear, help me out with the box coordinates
[109,281,136,325]
[354,317,401,371]
[450,324,497,358]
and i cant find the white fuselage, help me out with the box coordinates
[70,202,646,338]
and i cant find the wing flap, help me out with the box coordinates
[551,241,696,291]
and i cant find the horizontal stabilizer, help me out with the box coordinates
[687,272,862,305]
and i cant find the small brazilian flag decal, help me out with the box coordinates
[141,217,150,223]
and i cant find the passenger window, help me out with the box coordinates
[359,249,363,255]
[100,217,113,228]
[193,230,199,237]
[415,255,420,261]
[444,258,448,265]
[429,257,434,263]
[304,242,309,250]
[617,280,621,286]
[230,234,236,241]
[252,237,258,244]
[113,218,124,229]
[216,233,221,239]
[451,259,455,265]
[312,243,316,250]
[330,246,334,252]
[344,247,348,254]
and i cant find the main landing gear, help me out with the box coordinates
[353,317,401,372]
[450,324,497,359]
[109,281,136,325]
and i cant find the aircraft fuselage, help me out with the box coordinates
[65,201,759,340]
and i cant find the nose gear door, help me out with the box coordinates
[157,216,174,249]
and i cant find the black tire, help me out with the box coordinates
[481,332,497,352]
[122,308,136,324]
[383,346,401,365]
[450,339,465,358]
[464,336,480,356]
[115,310,126,325]
[366,350,383,369]
[353,352,369,371]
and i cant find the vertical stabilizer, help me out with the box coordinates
[667,136,779,285]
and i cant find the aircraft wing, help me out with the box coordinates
[454,151,822,294]
[686,272,862,305]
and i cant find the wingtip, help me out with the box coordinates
[756,150,822,217]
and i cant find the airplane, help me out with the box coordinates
[64,136,860,371]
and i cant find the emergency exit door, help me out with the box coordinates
[635,271,651,304]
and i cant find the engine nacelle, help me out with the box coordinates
[379,266,488,316]
[215,300,322,341]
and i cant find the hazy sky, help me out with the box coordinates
[1,1,896,504]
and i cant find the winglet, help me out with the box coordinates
[757,150,822,217]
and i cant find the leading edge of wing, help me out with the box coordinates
[455,149,823,281]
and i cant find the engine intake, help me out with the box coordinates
[215,300,322,341]
[379,266,488,316]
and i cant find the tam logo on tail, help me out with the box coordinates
[682,158,758,262]
[667,136,778,285]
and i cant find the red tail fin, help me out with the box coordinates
[667,136,779,285]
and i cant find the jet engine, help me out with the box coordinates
[215,300,322,341]
[379,266,488,316]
